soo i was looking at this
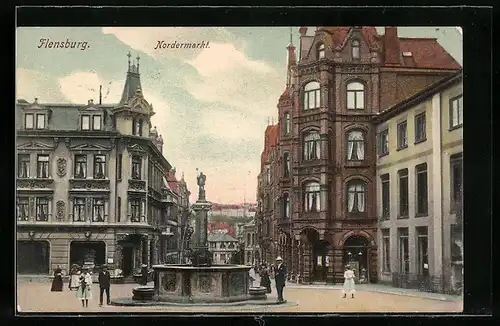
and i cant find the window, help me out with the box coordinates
[92,115,102,130]
[93,155,106,179]
[397,121,408,149]
[92,199,105,222]
[37,155,49,178]
[414,112,426,143]
[74,154,87,179]
[247,233,251,244]
[17,197,30,221]
[303,81,321,110]
[220,242,226,249]
[351,39,360,59]
[318,43,325,59]
[398,169,409,218]
[377,129,389,156]
[416,163,428,216]
[18,154,30,178]
[132,156,142,180]
[117,197,121,222]
[346,130,365,160]
[36,114,45,129]
[284,113,291,135]
[252,233,255,246]
[283,152,290,178]
[450,95,463,129]
[35,197,49,221]
[228,243,235,249]
[81,115,90,131]
[131,199,141,222]
[416,227,429,276]
[25,113,34,129]
[398,228,409,274]
[347,82,364,110]
[346,180,366,213]
[450,153,463,212]
[381,174,390,219]
[381,229,390,272]
[138,120,143,136]
[282,193,291,218]
[73,198,86,222]
[132,118,136,135]
[265,169,271,185]
[117,154,122,180]
[304,182,321,212]
[303,131,321,160]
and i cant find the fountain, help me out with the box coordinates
[112,170,296,307]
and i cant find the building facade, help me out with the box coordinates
[16,55,185,277]
[375,71,463,294]
[256,26,461,284]
[242,220,259,265]
[208,230,239,264]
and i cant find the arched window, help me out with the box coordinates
[251,233,255,246]
[346,130,365,160]
[318,43,325,59]
[346,180,367,213]
[228,242,235,249]
[304,182,321,212]
[283,152,291,178]
[303,81,321,110]
[282,193,291,218]
[303,131,321,160]
[347,82,365,110]
[220,242,226,249]
[284,112,291,135]
[247,233,251,244]
[351,39,360,60]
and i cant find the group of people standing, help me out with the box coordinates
[49,264,112,308]
[249,256,288,303]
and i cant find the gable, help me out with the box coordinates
[17,141,55,151]
[78,105,103,112]
[129,96,153,115]
[70,143,112,151]
[127,143,147,153]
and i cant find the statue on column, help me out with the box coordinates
[197,171,206,201]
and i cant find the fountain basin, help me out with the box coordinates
[152,264,252,303]
[132,286,155,300]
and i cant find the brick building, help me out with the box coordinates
[255,26,461,284]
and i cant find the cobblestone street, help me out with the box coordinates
[17,280,462,313]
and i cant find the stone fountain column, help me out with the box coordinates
[190,171,213,266]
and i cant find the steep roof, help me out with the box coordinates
[316,27,460,70]
[167,170,179,194]
[260,124,279,170]
[208,233,238,242]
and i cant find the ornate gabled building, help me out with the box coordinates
[16,53,187,277]
[257,27,461,284]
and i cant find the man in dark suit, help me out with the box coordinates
[274,257,287,303]
[98,265,111,306]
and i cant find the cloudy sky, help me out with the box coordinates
[16,27,462,204]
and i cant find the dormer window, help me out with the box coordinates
[35,114,46,129]
[25,113,34,129]
[318,43,325,59]
[92,115,102,131]
[81,115,90,130]
[351,39,360,60]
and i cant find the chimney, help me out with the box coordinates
[384,27,400,65]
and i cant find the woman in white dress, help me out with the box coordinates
[76,269,93,307]
[342,265,356,298]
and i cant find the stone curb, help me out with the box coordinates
[110,297,298,309]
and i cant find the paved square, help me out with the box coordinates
[17,281,462,313]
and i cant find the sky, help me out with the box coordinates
[16,27,462,204]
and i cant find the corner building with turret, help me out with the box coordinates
[16,54,189,279]
[256,27,461,284]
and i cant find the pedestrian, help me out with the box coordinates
[342,265,356,298]
[69,264,80,291]
[76,268,93,308]
[50,265,63,292]
[274,256,287,303]
[259,263,272,294]
[98,265,111,306]
[248,265,256,288]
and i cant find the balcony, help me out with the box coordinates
[128,179,146,192]
[17,178,54,191]
[69,178,110,191]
